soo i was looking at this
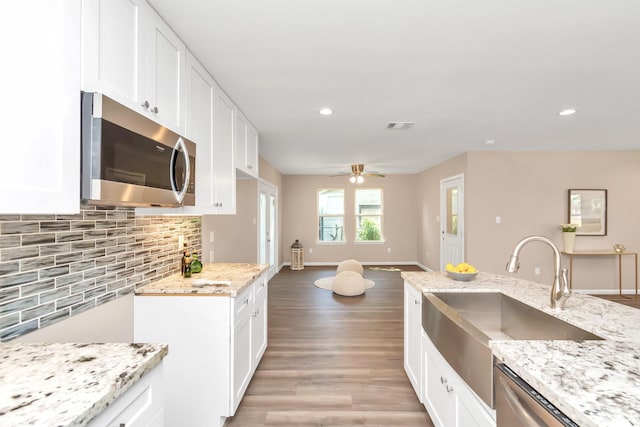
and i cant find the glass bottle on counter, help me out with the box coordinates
[183,255,192,278]
[190,253,202,274]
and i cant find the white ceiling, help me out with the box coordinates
[148,0,640,175]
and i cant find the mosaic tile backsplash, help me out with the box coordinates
[0,206,201,341]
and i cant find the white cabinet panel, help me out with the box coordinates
[134,273,268,427]
[211,89,237,213]
[232,307,252,413]
[235,112,259,178]
[145,12,185,132]
[404,281,422,401]
[81,0,185,134]
[88,362,164,427]
[81,0,143,108]
[252,277,268,366]
[0,0,80,214]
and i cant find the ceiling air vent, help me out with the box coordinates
[387,122,415,130]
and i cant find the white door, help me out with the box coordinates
[440,174,464,271]
[259,181,278,279]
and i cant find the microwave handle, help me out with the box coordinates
[170,137,190,203]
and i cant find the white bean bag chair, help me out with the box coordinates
[332,271,366,296]
[336,259,364,276]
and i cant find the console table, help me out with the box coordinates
[562,251,638,297]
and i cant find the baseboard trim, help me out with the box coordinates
[283,261,423,267]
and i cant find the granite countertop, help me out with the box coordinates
[135,262,270,297]
[402,271,640,427]
[0,342,168,427]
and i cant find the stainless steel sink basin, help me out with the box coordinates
[422,291,603,409]
[429,292,602,342]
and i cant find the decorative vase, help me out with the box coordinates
[563,232,576,253]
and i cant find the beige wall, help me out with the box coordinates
[15,294,134,343]
[417,150,640,292]
[282,174,418,264]
[202,179,259,263]
[201,157,284,266]
[416,153,468,269]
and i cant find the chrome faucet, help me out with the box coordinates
[506,235,571,309]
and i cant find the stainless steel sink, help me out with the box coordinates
[422,291,603,409]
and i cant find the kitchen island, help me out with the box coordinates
[0,342,167,426]
[402,271,640,427]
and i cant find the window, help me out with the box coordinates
[355,189,383,241]
[318,189,345,242]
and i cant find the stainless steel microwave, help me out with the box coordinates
[81,92,195,207]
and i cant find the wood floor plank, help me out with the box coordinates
[226,265,434,426]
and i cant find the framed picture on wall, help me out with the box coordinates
[568,189,607,236]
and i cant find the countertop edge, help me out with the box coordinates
[75,344,169,426]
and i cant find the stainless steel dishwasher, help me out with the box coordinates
[494,364,579,427]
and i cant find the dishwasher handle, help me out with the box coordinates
[494,364,579,427]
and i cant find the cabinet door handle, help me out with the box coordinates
[247,165,253,169]
[440,376,447,385]
[414,299,420,305]
[151,106,159,114]
[446,384,454,393]
[141,100,149,109]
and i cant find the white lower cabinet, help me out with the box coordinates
[88,362,164,427]
[404,281,423,401]
[422,331,495,427]
[134,274,268,427]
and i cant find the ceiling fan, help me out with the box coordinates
[332,164,385,184]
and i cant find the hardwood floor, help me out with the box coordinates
[226,266,433,426]
[595,294,640,309]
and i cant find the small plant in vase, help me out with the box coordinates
[561,224,578,252]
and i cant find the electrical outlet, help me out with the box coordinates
[496,216,501,224]
[309,248,313,254]
[209,231,214,243]
[387,248,392,253]
[534,267,541,275]
[178,235,184,250]
[209,251,214,262]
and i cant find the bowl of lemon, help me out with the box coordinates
[445,263,478,281]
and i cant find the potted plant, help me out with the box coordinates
[561,224,578,252]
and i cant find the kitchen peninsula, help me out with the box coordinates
[135,262,270,427]
[402,271,640,427]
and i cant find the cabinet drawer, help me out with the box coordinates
[234,285,253,318]
[88,362,164,427]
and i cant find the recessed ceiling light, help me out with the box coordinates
[319,108,333,116]
[558,109,577,116]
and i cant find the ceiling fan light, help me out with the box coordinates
[349,176,356,183]
[356,176,364,184]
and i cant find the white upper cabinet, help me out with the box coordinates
[81,0,185,134]
[183,52,237,215]
[235,112,259,178]
[140,52,236,216]
[0,0,81,214]
[144,9,186,133]
[210,88,237,214]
